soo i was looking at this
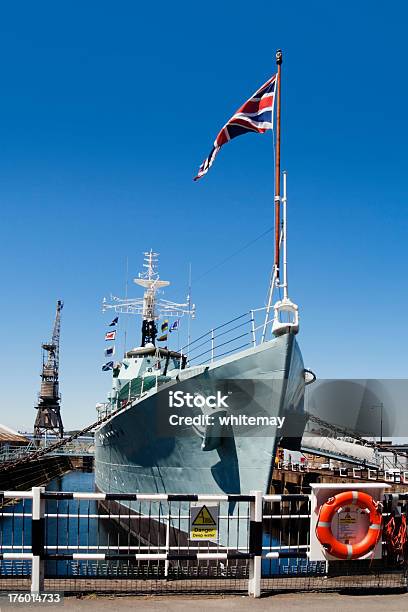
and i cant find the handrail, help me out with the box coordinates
[214,318,251,340]
[211,311,250,333]
[180,311,251,353]
[186,336,214,356]
[95,307,273,420]
[182,308,271,367]
[188,319,251,356]
[213,331,249,352]
[196,342,251,365]
[189,333,250,364]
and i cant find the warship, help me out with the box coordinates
[94,52,309,544]
[95,246,305,502]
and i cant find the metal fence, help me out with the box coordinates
[0,488,407,597]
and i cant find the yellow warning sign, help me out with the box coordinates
[340,513,355,524]
[338,509,359,544]
[190,503,219,541]
[192,505,216,526]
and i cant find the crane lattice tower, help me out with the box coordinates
[34,300,64,441]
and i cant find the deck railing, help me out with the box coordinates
[96,307,274,422]
[181,306,273,366]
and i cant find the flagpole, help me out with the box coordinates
[274,49,282,280]
[261,49,283,342]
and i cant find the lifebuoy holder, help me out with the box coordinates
[315,490,383,559]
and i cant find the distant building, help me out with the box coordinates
[0,424,30,451]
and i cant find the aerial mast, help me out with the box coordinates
[34,300,64,443]
[103,250,195,349]
[274,49,282,280]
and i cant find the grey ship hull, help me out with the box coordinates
[95,333,304,499]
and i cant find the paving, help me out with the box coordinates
[2,593,408,611]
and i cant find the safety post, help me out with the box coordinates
[164,513,170,577]
[250,310,256,347]
[31,486,45,593]
[248,490,262,597]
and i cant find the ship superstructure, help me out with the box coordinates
[99,250,194,416]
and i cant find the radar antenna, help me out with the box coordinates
[34,300,64,442]
[103,250,195,347]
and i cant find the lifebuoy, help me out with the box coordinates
[316,491,382,559]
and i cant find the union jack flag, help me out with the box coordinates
[194,74,277,181]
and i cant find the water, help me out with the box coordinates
[46,469,95,495]
[0,470,137,578]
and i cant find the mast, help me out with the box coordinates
[274,49,282,280]
[134,250,169,346]
[272,66,300,338]
[103,250,195,349]
[261,49,283,341]
[262,49,299,339]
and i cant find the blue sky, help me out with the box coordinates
[0,1,407,431]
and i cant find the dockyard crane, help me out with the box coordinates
[34,300,64,442]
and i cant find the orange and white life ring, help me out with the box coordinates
[316,491,382,559]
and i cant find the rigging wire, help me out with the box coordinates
[192,225,274,285]
[192,124,277,289]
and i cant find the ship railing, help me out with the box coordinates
[1,489,407,596]
[180,306,274,367]
[0,442,38,463]
[95,308,275,418]
[96,402,113,422]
